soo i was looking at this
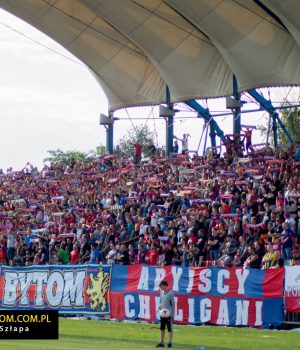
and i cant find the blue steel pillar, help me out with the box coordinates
[203,123,209,155]
[233,74,241,136]
[166,86,174,155]
[209,123,216,148]
[272,113,278,148]
[106,123,114,154]
[266,114,271,145]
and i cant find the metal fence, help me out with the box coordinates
[285,312,300,324]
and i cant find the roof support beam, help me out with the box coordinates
[266,112,272,145]
[233,74,241,137]
[166,86,174,156]
[184,99,225,147]
[252,0,288,31]
[209,123,216,148]
[272,114,278,148]
[248,89,294,145]
[105,123,114,154]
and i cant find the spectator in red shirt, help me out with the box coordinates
[0,236,7,264]
[133,142,142,164]
[147,245,159,265]
[70,243,80,264]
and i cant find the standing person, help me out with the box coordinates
[70,243,80,264]
[207,228,221,266]
[173,140,179,154]
[7,229,16,266]
[242,127,255,153]
[243,246,259,269]
[133,142,142,164]
[56,244,70,264]
[89,244,102,264]
[262,243,277,269]
[115,244,130,265]
[281,222,294,262]
[156,280,175,348]
[148,143,156,158]
[0,235,7,264]
[174,134,190,155]
[114,144,121,157]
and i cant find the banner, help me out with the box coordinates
[0,265,110,315]
[285,266,300,313]
[110,265,284,327]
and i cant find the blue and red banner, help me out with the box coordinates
[110,265,284,327]
[0,264,110,314]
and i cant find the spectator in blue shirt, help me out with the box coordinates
[281,222,294,261]
[89,244,102,264]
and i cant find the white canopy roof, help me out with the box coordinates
[1,0,300,111]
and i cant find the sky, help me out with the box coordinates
[0,8,299,171]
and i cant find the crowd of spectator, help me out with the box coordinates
[0,135,300,269]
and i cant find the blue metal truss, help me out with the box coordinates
[247,89,294,146]
[184,99,225,148]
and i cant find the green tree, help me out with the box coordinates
[117,124,158,158]
[43,144,106,164]
[90,144,106,157]
[278,107,300,144]
[43,149,89,165]
[258,106,300,146]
